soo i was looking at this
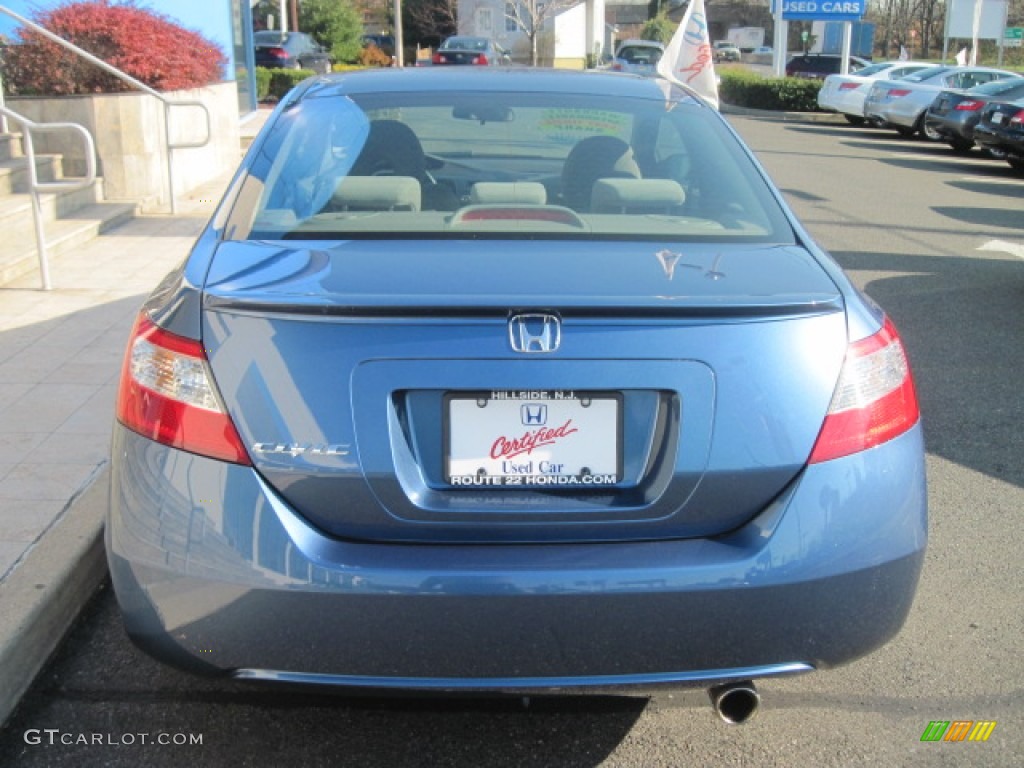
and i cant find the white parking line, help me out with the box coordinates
[961,175,1024,185]
[978,239,1024,259]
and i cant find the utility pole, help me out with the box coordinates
[393,0,404,66]
[290,0,299,32]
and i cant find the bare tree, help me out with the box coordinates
[505,0,582,66]
[911,0,942,58]
[403,0,458,48]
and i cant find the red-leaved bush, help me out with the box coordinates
[1,0,226,95]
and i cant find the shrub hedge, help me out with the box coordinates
[255,67,307,104]
[1,0,226,96]
[254,66,272,102]
[256,65,383,102]
[718,70,823,112]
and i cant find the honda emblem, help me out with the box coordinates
[509,313,561,354]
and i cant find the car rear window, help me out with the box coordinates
[968,79,1024,96]
[223,85,795,244]
[904,66,950,82]
[854,62,892,77]
[617,45,663,64]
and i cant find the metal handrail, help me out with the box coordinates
[0,105,96,290]
[0,5,212,214]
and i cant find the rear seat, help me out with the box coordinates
[331,176,421,211]
[590,178,685,214]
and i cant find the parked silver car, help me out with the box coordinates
[863,65,1022,138]
[713,41,741,63]
[609,40,665,77]
[817,60,932,125]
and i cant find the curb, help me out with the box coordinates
[0,469,109,726]
[720,103,849,124]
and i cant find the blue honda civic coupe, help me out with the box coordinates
[107,68,926,724]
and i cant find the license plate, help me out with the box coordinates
[992,112,1005,125]
[446,391,621,487]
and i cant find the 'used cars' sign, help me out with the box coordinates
[779,0,867,21]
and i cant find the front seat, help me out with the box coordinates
[560,136,642,212]
[349,120,459,211]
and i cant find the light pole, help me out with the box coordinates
[393,0,404,66]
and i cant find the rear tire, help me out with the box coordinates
[844,115,866,126]
[921,118,942,142]
[948,138,973,153]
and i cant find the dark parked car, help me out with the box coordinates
[972,98,1024,172]
[108,69,926,724]
[432,36,510,66]
[785,53,869,80]
[254,30,331,74]
[924,79,1024,154]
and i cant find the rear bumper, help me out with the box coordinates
[818,92,865,118]
[924,113,974,142]
[107,423,927,689]
[864,99,920,129]
[973,125,1024,157]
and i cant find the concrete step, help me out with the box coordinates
[0,155,62,196]
[0,133,24,162]
[0,180,105,233]
[0,200,138,286]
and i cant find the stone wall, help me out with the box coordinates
[8,81,240,211]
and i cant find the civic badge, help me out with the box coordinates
[509,313,561,354]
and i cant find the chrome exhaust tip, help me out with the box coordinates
[708,680,760,725]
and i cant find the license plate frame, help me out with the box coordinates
[444,390,622,488]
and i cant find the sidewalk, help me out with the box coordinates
[0,109,268,726]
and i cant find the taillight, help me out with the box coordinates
[116,314,251,465]
[266,47,288,60]
[809,317,919,464]
[888,88,912,98]
[1011,109,1024,126]
[839,82,861,91]
[611,62,623,71]
[955,100,984,111]
[474,54,489,65]
[432,52,443,64]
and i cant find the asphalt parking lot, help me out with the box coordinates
[0,112,1021,767]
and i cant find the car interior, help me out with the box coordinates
[233,89,790,242]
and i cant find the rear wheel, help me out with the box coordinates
[921,118,942,141]
[948,138,973,153]
[844,115,866,126]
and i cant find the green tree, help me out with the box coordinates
[640,13,676,44]
[298,0,364,63]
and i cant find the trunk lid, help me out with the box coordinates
[202,239,846,543]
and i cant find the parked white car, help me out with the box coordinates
[817,60,933,125]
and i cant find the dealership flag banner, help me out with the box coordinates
[657,0,719,110]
